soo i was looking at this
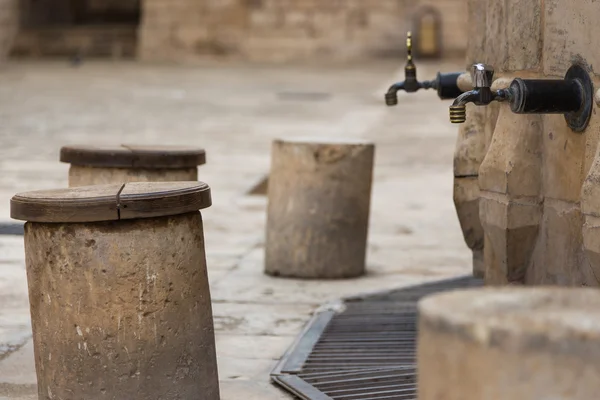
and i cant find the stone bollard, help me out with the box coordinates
[11,182,219,400]
[265,138,374,279]
[60,144,206,187]
[418,287,600,400]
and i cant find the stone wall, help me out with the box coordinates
[20,0,73,27]
[87,0,140,13]
[0,0,18,62]
[453,0,600,286]
[4,0,467,62]
[138,0,468,62]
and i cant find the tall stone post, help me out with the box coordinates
[418,287,600,399]
[11,182,219,400]
[453,104,486,278]
[265,138,375,279]
[479,109,543,284]
[452,0,502,279]
[60,144,206,187]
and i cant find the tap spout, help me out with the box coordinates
[385,82,405,106]
[451,90,479,108]
[449,88,508,123]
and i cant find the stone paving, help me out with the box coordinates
[0,59,468,399]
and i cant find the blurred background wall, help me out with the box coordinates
[2,0,468,62]
[0,0,19,61]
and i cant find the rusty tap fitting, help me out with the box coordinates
[449,63,593,132]
[385,32,464,105]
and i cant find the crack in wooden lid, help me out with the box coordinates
[60,145,207,168]
[11,182,211,223]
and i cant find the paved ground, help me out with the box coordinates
[0,59,469,399]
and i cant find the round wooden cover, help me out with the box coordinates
[60,145,206,168]
[11,182,211,223]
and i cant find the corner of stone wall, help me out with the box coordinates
[0,0,19,62]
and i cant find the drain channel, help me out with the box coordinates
[271,276,483,400]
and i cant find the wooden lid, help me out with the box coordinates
[11,182,211,223]
[60,145,206,168]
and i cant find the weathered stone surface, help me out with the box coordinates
[23,212,219,400]
[484,0,508,72]
[68,165,198,187]
[544,0,600,77]
[465,0,486,65]
[451,3,511,280]
[481,0,541,73]
[418,288,600,400]
[581,144,600,286]
[479,108,543,196]
[506,0,542,71]
[582,215,600,286]
[526,200,586,286]
[265,138,374,279]
[479,196,541,285]
[543,114,586,203]
[483,101,501,153]
[453,177,484,278]
[478,109,543,284]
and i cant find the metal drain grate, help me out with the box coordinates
[271,276,483,399]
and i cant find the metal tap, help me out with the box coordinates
[385,32,464,105]
[449,63,508,123]
[449,63,594,132]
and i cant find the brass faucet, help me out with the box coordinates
[385,32,463,104]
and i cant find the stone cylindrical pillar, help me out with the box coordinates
[418,288,600,400]
[11,182,219,400]
[265,138,375,279]
[60,145,206,187]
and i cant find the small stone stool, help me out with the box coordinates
[60,144,206,187]
[418,287,600,400]
[265,138,375,279]
[11,182,219,400]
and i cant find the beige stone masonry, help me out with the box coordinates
[452,0,509,278]
[453,176,484,277]
[418,288,600,400]
[138,0,468,62]
[479,109,543,285]
[453,0,600,286]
